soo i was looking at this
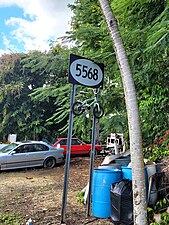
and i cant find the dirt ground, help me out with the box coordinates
[0,155,114,225]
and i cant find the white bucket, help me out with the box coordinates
[8,134,17,143]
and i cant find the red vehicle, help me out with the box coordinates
[53,138,102,156]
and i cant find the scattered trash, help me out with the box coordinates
[26,218,33,225]
[154,214,162,223]
[110,179,133,225]
[26,177,33,180]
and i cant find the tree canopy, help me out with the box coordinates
[0,0,168,145]
[67,0,169,143]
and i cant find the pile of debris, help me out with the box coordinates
[161,156,169,174]
[160,156,169,199]
[152,158,169,224]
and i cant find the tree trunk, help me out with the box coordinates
[99,1,147,224]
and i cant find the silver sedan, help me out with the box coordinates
[0,143,8,150]
[0,141,64,170]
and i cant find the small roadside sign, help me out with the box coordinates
[69,54,104,88]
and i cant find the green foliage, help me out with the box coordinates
[65,0,128,142]
[66,0,169,144]
[0,46,71,141]
[0,212,21,225]
[155,198,169,211]
[25,47,71,140]
[110,0,169,143]
[148,198,169,225]
[144,130,169,161]
[76,191,85,205]
[144,146,169,162]
[147,207,155,221]
[0,0,168,145]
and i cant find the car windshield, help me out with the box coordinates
[42,139,53,146]
[0,144,17,153]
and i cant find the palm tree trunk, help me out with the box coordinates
[99,1,147,224]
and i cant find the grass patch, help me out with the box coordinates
[0,212,21,225]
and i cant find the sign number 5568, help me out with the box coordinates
[69,54,103,87]
[76,63,98,81]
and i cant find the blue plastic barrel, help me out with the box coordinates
[99,163,122,170]
[92,168,122,218]
[122,166,149,200]
[121,166,132,180]
[115,156,131,166]
[122,166,148,181]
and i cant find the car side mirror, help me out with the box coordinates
[57,143,60,148]
[11,150,16,155]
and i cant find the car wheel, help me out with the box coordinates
[44,157,56,168]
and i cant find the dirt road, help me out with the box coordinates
[0,156,114,225]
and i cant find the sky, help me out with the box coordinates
[0,0,74,56]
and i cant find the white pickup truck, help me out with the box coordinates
[106,133,125,154]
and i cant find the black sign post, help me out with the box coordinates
[61,83,76,223]
[61,54,104,223]
[87,88,99,216]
